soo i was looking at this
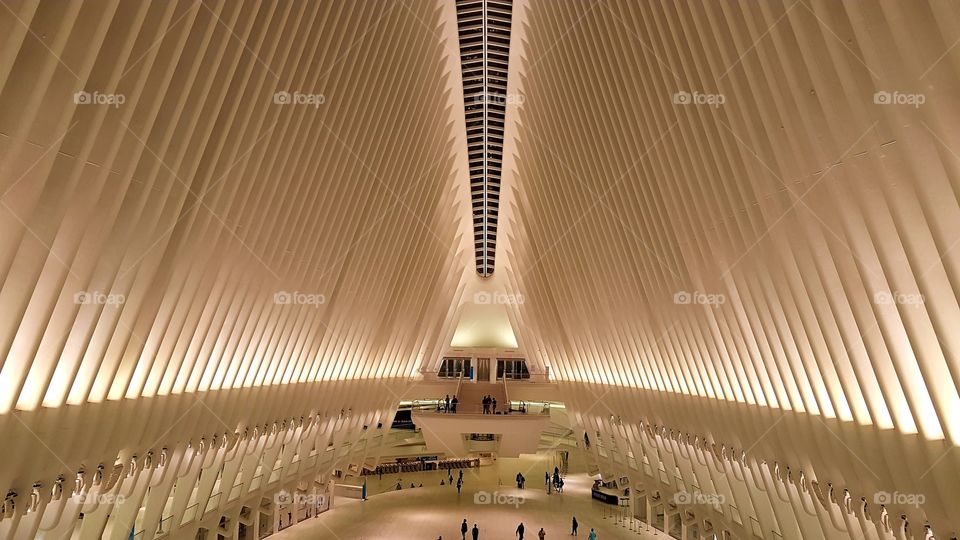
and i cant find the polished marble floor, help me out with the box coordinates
[271,453,659,539]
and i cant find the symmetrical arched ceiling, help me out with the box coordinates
[1,0,959,538]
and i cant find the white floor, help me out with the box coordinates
[272,453,659,540]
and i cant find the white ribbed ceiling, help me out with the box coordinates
[1,0,960,539]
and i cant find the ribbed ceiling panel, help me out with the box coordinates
[504,0,960,536]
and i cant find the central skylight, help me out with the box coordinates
[455,0,513,277]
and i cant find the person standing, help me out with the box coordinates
[492,398,497,414]
[571,516,578,536]
[516,522,525,540]
[588,528,596,540]
[445,395,451,412]
[461,519,468,540]
[452,396,459,413]
[538,528,546,540]
[472,523,480,540]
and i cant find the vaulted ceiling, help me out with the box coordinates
[1,0,959,539]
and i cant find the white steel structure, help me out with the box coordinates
[1,1,959,539]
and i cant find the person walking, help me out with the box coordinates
[457,476,463,494]
[516,472,522,488]
[461,519,468,540]
[538,528,546,540]
[587,528,596,540]
[571,516,578,536]
[516,522,525,540]
[472,523,480,540]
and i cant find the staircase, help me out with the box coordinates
[455,381,507,414]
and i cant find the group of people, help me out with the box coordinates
[440,469,465,494]
[481,395,498,414]
[394,478,424,490]
[437,517,597,539]
[545,466,564,493]
[438,394,459,413]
